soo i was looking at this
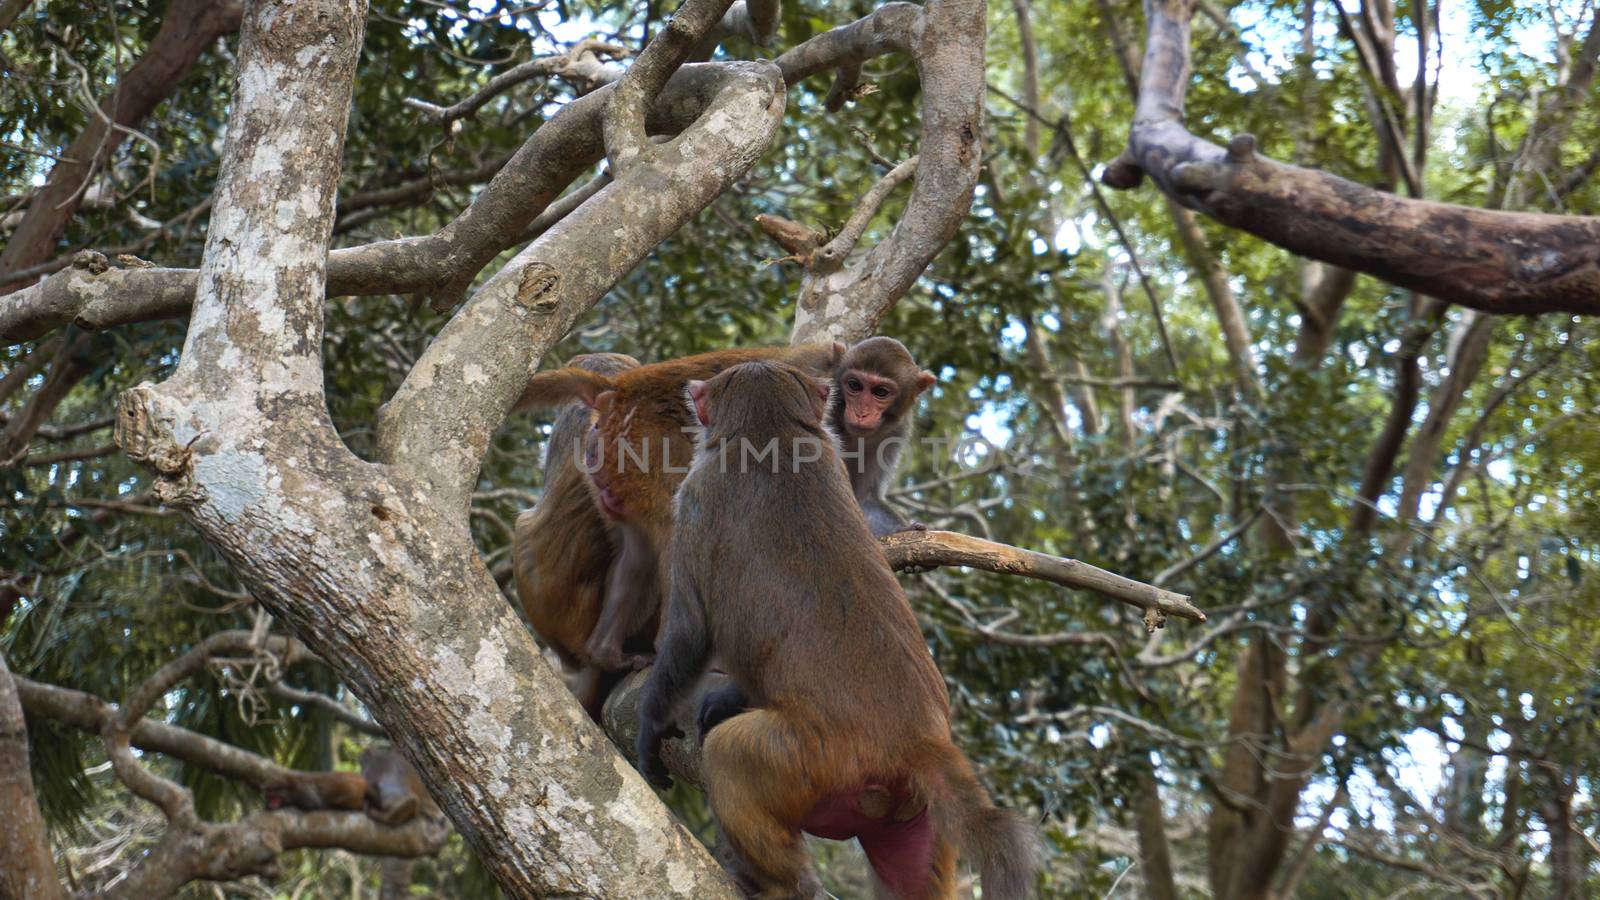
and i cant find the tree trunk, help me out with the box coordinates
[0,652,68,900]
[110,0,743,894]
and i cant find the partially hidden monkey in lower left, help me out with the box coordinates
[636,361,1040,899]
[360,744,442,826]
[262,769,367,814]
[260,746,440,827]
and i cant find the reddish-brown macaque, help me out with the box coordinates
[637,361,1040,900]
[360,744,442,827]
[515,343,845,683]
[262,770,367,814]
[831,337,937,538]
[513,352,644,713]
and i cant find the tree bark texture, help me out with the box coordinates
[0,652,68,900]
[108,0,743,893]
[1106,0,1600,316]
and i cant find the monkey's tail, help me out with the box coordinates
[514,367,614,411]
[922,744,1042,899]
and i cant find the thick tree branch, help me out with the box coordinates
[377,61,785,514]
[605,0,737,172]
[105,2,744,893]
[19,674,324,788]
[786,0,986,343]
[0,653,67,900]
[1104,0,1600,317]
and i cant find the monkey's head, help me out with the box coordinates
[516,364,663,523]
[688,362,831,436]
[835,337,936,436]
[262,777,315,811]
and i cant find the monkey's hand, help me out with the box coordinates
[637,719,684,790]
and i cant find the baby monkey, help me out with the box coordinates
[636,361,1039,899]
[831,337,937,537]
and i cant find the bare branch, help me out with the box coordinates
[1060,374,1184,391]
[266,682,384,737]
[785,155,918,272]
[1104,0,1600,316]
[0,0,242,285]
[334,152,516,232]
[0,64,779,343]
[880,529,1205,627]
[403,40,626,125]
[1151,508,1261,587]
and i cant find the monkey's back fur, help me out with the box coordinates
[668,362,1041,899]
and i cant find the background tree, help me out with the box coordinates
[2,0,1597,897]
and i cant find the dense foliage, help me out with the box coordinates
[2,0,1596,896]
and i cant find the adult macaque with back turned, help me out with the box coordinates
[697,335,939,737]
[832,337,937,538]
[513,343,844,682]
[512,352,644,713]
[636,361,1040,899]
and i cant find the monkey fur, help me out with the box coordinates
[513,343,844,690]
[636,361,1040,899]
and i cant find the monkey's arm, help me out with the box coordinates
[860,495,925,538]
[635,559,711,789]
[585,523,659,671]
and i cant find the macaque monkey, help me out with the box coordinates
[830,337,937,538]
[360,744,442,827]
[513,352,644,713]
[636,361,1040,899]
[262,769,367,813]
[514,343,845,681]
